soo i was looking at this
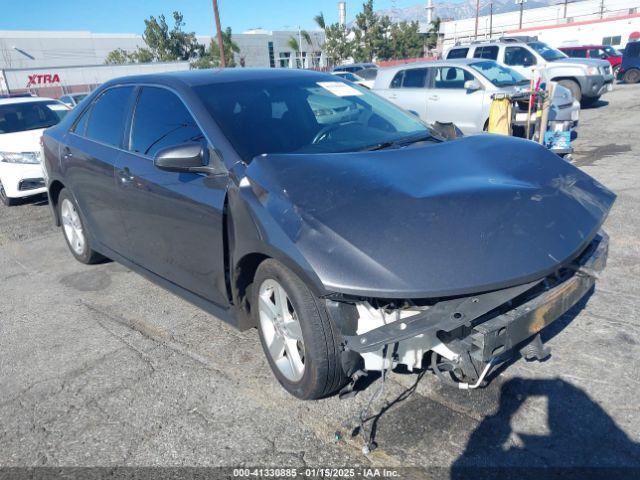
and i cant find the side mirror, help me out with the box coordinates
[600,53,608,59]
[464,79,482,91]
[153,143,226,175]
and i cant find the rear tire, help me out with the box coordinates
[253,259,348,400]
[557,79,582,103]
[58,188,104,264]
[623,69,640,84]
[0,180,18,206]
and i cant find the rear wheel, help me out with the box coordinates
[0,180,18,206]
[253,259,347,399]
[623,69,640,84]
[557,79,582,103]
[58,189,103,264]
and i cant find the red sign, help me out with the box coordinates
[26,73,61,88]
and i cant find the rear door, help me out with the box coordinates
[114,86,229,305]
[377,68,428,119]
[425,66,486,133]
[62,86,135,254]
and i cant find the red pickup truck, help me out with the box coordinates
[559,45,623,77]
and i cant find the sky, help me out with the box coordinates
[0,0,429,35]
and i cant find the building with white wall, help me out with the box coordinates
[440,0,640,49]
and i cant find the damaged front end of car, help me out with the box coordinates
[328,231,609,390]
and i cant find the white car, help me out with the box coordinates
[0,97,70,206]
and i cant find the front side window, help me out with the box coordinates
[0,101,69,134]
[195,77,431,161]
[469,61,528,87]
[84,86,134,147]
[447,48,469,59]
[570,49,587,58]
[504,46,537,67]
[433,67,474,89]
[130,87,204,157]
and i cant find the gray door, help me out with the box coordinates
[114,86,230,306]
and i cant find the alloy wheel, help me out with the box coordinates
[61,198,86,255]
[258,278,305,382]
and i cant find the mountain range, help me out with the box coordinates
[376,0,561,23]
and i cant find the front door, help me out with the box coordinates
[114,86,229,306]
[425,66,486,133]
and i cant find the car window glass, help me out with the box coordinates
[589,48,601,58]
[504,46,537,66]
[447,48,468,59]
[390,71,404,88]
[85,86,134,147]
[0,101,68,134]
[401,68,427,88]
[629,43,640,57]
[572,49,587,58]
[130,87,204,157]
[473,46,498,60]
[73,106,91,135]
[434,67,473,89]
[60,96,70,103]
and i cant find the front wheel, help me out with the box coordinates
[58,188,104,264]
[253,259,347,399]
[557,79,582,103]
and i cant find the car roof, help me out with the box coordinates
[0,96,58,105]
[103,68,336,90]
[560,45,604,49]
[379,58,479,73]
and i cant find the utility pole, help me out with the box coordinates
[489,2,493,38]
[474,0,480,39]
[516,0,526,29]
[563,0,569,18]
[599,0,605,18]
[212,0,226,67]
[298,26,303,68]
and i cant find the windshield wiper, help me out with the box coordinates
[360,132,434,151]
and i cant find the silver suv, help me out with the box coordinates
[446,37,614,105]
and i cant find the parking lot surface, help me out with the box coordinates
[1,84,639,476]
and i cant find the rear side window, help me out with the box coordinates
[130,87,204,157]
[390,71,405,88]
[401,68,428,88]
[473,46,498,60]
[570,49,587,58]
[447,48,469,59]
[84,87,134,147]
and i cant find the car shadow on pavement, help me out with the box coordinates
[582,99,610,109]
[450,377,640,480]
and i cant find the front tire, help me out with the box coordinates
[58,189,103,264]
[557,79,582,103]
[253,259,347,400]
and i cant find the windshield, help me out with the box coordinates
[469,61,529,87]
[195,76,432,162]
[0,101,68,134]
[528,41,567,61]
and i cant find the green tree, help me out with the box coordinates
[105,11,205,64]
[351,0,390,62]
[314,12,352,67]
[191,27,239,68]
[384,21,424,60]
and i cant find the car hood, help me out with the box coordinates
[549,57,610,69]
[0,128,45,153]
[244,135,615,298]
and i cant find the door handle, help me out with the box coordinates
[117,167,135,185]
[388,94,397,99]
[62,147,73,159]
[428,95,439,101]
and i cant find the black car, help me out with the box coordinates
[332,62,377,73]
[618,41,640,83]
[42,69,615,400]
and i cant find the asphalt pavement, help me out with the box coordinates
[1,83,639,478]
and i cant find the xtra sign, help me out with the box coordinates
[26,73,61,88]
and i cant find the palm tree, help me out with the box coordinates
[313,12,326,30]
